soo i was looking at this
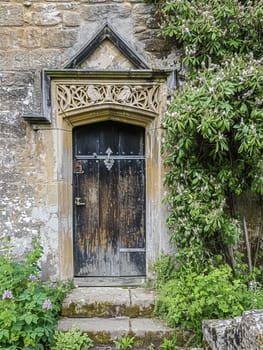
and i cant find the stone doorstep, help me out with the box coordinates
[61,287,156,318]
[58,317,174,348]
[88,346,203,350]
[92,348,203,350]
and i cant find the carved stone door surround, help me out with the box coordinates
[27,70,170,282]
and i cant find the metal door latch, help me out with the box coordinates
[104,147,114,170]
[74,197,86,206]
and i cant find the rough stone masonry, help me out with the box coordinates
[0,0,180,279]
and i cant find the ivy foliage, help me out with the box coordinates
[151,0,263,262]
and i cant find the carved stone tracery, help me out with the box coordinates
[56,83,160,115]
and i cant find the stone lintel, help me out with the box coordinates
[23,69,170,125]
[44,69,171,81]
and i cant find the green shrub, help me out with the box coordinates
[0,234,72,350]
[146,1,263,346]
[155,264,263,346]
[51,327,93,350]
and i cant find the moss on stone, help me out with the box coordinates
[129,329,195,349]
[202,338,213,350]
[87,331,112,345]
[125,305,154,318]
[62,302,126,318]
[256,333,263,345]
[62,301,154,318]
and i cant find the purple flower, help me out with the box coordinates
[42,299,52,310]
[28,274,37,282]
[2,290,13,300]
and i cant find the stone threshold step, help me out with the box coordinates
[62,287,155,318]
[91,347,203,350]
[74,277,146,287]
[58,317,173,347]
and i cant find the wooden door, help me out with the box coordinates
[73,121,146,277]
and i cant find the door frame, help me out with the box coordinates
[45,70,170,282]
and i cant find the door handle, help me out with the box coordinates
[104,147,114,170]
[74,197,86,206]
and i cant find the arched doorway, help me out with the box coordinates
[73,121,146,277]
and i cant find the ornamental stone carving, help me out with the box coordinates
[56,83,160,115]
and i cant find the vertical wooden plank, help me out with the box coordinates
[119,124,144,155]
[119,159,146,276]
[99,122,118,155]
[119,159,145,248]
[74,159,100,276]
[99,158,120,276]
[74,124,99,156]
[120,252,146,276]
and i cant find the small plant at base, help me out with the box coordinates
[160,335,177,350]
[114,336,135,350]
[0,234,72,349]
[151,254,176,288]
[51,327,93,350]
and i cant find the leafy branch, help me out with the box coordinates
[154,0,263,265]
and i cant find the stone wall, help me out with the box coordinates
[203,310,263,350]
[0,0,179,280]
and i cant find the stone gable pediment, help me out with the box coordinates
[64,23,149,70]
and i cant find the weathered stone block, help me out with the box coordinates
[202,319,232,350]
[63,29,79,47]
[0,29,11,49]
[32,4,62,25]
[146,16,160,29]
[28,49,62,68]
[42,28,78,48]
[203,310,263,350]
[57,3,81,11]
[224,316,242,350]
[0,111,22,127]
[0,71,34,88]
[9,29,25,49]
[133,3,153,15]
[25,27,42,48]
[81,0,108,3]
[63,12,81,27]
[41,26,61,47]
[0,86,29,108]
[2,50,30,70]
[81,4,131,21]
[0,5,24,26]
